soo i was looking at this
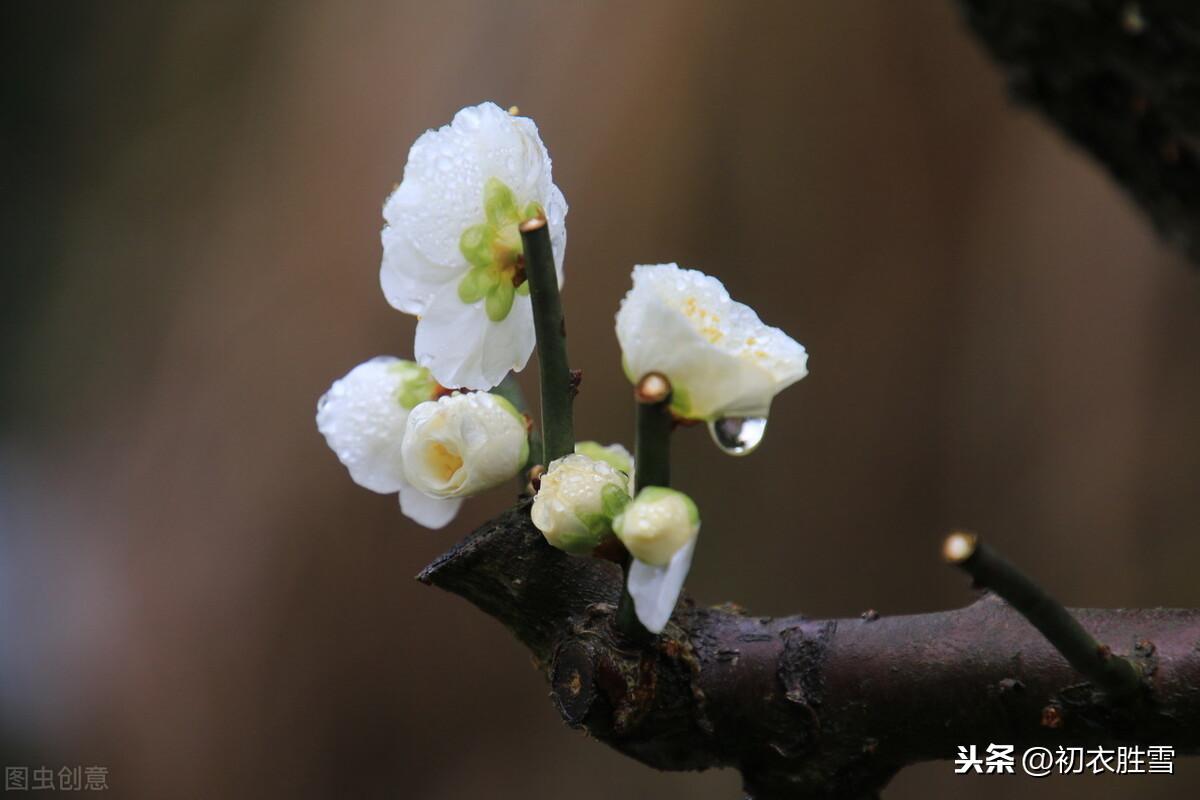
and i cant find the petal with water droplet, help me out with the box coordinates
[316,357,411,493]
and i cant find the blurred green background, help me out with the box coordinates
[3,1,1199,797]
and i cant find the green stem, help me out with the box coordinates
[519,217,574,464]
[943,532,1143,699]
[634,379,673,492]
[615,375,675,641]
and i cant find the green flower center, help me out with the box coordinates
[457,178,543,322]
[389,361,437,409]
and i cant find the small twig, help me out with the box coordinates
[943,531,1143,699]
[614,373,676,642]
[633,372,672,492]
[519,216,574,464]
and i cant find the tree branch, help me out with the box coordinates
[943,531,1144,699]
[957,0,1200,263]
[419,503,1200,798]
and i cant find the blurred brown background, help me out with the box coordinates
[3,1,1199,798]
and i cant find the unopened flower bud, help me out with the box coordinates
[612,486,700,567]
[531,454,631,555]
[401,392,529,498]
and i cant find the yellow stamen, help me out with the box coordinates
[426,442,464,483]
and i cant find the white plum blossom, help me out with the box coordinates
[616,264,808,421]
[316,357,462,529]
[381,101,568,391]
[402,391,530,499]
[531,454,632,555]
[613,487,701,633]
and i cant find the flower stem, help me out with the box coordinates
[943,531,1143,699]
[519,217,574,464]
[634,372,672,493]
[615,373,675,642]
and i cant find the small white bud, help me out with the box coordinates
[401,392,529,498]
[531,454,632,555]
[612,487,700,567]
[613,487,702,635]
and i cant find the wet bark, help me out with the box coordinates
[419,502,1200,798]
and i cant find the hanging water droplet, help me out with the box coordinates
[707,416,768,456]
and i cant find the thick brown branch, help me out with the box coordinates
[418,504,1200,798]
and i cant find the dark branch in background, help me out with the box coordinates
[421,506,1200,799]
[957,0,1200,263]
[943,531,1144,699]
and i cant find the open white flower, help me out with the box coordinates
[613,487,701,633]
[615,264,808,422]
[316,357,461,529]
[402,391,529,498]
[532,454,631,555]
[381,101,568,391]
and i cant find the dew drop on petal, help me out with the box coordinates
[707,416,768,456]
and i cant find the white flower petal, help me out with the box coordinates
[398,485,463,530]
[413,282,491,390]
[316,357,412,493]
[401,392,529,498]
[480,294,537,386]
[627,538,696,634]
[545,182,568,288]
[616,264,808,420]
[414,281,536,391]
[380,209,457,315]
